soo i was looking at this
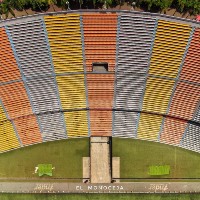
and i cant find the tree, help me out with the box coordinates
[175,0,186,12]
[79,0,83,8]
[186,0,200,15]
[98,0,114,8]
[0,0,15,18]
[93,0,97,7]
[140,0,173,12]
[47,0,57,4]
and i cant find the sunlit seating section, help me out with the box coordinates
[0,104,20,152]
[179,28,200,84]
[160,28,200,146]
[56,75,88,137]
[113,14,156,137]
[137,20,191,141]
[137,113,163,140]
[178,28,200,152]
[44,14,88,137]
[160,83,200,145]
[83,13,117,136]
[160,117,187,145]
[137,78,174,140]
[83,13,117,72]
[44,14,84,74]
[0,27,42,145]
[87,74,115,136]
[7,19,67,141]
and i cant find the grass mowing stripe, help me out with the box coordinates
[0,138,89,178]
[112,138,200,179]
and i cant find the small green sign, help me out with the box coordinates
[38,164,52,177]
[148,165,170,175]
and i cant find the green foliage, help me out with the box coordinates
[139,0,173,11]
[184,0,200,15]
[138,0,200,14]
[0,0,199,18]
[98,0,114,7]
[38,164,53,176]
[0,0,15,18]
[0,0,58,17]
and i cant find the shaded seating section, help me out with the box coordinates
[0,27,42,146]
[82,13,117,136]
[137,20,191,141]
[7,19,67,142]
[44,14,88,137]
[160,28,200,146]
[182,106,200,153]
[113,14,156,138]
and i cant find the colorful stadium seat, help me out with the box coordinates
[0,11,199,153]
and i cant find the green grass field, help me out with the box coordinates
[0,137,200,180]
[0,194,200,200]
[112,138,200,179]
[0,138,89,178]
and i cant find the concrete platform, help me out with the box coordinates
[112,157,120,182]
[90,137,111,183]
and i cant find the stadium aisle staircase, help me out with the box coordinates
[7,20,67,141]
[83,13,117,72]
[113,14,156,138]
[137,20,191,141]
[0,27,42,145]
[87,74,115,136]
[83,13,117,136]
[44,14,88,137]
[161,28,200,146]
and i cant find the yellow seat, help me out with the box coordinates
[0,106,20,153]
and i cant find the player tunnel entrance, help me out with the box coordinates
[92,62,108,72]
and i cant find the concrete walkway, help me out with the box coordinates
[1,182,200,193]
